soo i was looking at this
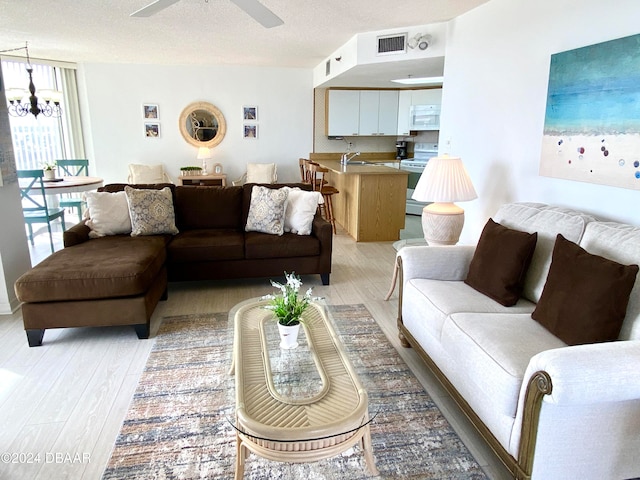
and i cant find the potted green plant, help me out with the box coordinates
[42,161,57,180]
[263,272,313,349]
[179,166,203,176]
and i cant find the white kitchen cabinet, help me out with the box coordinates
[377,90,399,135]
[358,90,379,136]
[326,90,360,136]
[326,89,398,136]
[397,88,442,135]
[358,90,399,136]
[397,90,412,135]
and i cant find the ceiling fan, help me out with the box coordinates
[130,0,284,28]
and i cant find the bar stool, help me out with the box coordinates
[308,163,339,234]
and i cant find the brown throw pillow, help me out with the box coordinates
[465,218,538,306]
[532,234,639,345]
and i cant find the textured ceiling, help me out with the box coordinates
[0,0,489,85]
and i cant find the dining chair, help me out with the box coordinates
[56,159,89,221]
[17,169,66,253]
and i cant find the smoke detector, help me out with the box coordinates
[408,34,431,50]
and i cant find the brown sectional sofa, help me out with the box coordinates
[15,182,332,346]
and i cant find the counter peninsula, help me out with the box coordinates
[311,159,408,242]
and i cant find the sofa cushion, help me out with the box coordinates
[402,279,536,342]
[532,234,639,345]
[125,186,179,236]
[245,185,288,235]
[493,203,596,303]
[15,236,168,303]
[241,183,311,226]
[283,187,323,235]
[580,222,640,341]
[167,230,245,263]
[245,231,320,259]
[85,191,132,237]
[465,219,537,306]
[174,186,243,230]
[441,312,566,418]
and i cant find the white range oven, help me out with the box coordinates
[401,143,438,215]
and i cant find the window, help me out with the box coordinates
[1,59,84,170]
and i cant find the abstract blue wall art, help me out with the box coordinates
[540,33,640,190]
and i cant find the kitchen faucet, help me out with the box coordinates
[340,151,361,165]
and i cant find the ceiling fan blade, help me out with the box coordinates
[229,0,284,28]
[131,0,181,17]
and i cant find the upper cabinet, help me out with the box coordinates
[326,90,360,136]
[326,89,399,136]
[358,90,399,136]
[397,88,442,135]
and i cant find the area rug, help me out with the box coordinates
[102,304,487,479]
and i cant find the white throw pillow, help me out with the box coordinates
[246,163,277,184]
[128,163,167,184]
[245,186,288,235]
[125,186,179,236]
[283,187,323,235]
[85,191,132,238]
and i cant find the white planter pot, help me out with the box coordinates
[278,323,300,349]
[43,169,55,180]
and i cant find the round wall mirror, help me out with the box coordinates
[178,101,227,148]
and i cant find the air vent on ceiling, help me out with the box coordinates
[377,33,407,55]
[325,59,331,76]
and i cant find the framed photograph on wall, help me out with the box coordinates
[144,122,160,138]
[243,124,258,139]
[143,104,159,119]
[243,105,258,121]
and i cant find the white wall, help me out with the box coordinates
[0,70,34,314]
[441,0,640,244]
[78,63,314,185]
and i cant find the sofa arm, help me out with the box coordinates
[63,220,91,247]
[312,212,333,282]
[398,245,476,283]
[510,341,640,478]
[525,341,640,405]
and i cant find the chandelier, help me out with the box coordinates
[1,42,62,118]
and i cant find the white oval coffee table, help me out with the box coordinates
[230,299,378,479]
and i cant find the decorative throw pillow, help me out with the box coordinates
[532,234,639,345]
[124,186,179,236]
[464,218,538,306]
[245,185,288,235]
[283,187,323,235]
[246,163,277,184]
[85,191,132,238]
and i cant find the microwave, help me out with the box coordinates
[409,104,440,130]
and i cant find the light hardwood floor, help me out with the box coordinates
[1,216,513,479]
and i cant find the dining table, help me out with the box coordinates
[41,176,104,194]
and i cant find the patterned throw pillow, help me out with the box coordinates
[125,186,179,236]
[245,186,288,235]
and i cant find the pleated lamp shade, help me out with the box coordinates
[411,155,477,203]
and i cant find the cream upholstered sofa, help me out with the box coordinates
[397,202,640,480]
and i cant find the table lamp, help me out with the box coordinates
[197,147,212,174]
[411,155,477,245]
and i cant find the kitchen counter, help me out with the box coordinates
[312,159,409,242]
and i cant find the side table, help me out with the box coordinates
[178,174,227,186]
